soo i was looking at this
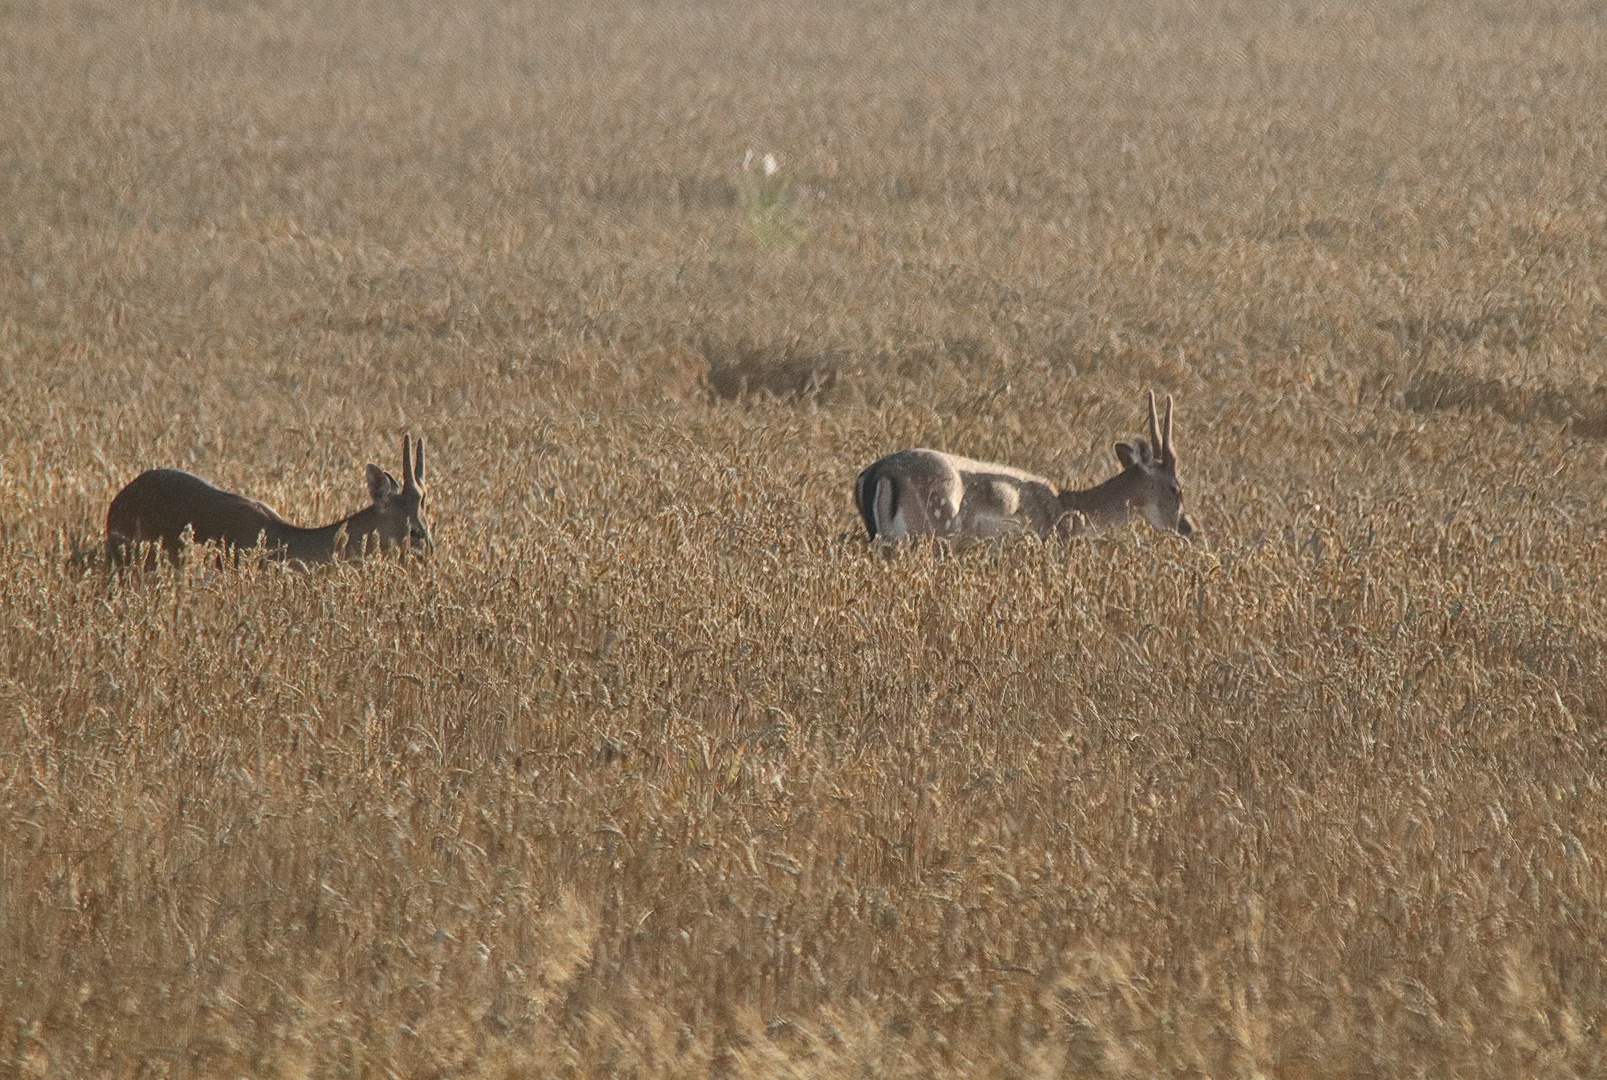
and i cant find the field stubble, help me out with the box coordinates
[5,0,1607,1076]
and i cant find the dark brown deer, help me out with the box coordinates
[107,436,430,567]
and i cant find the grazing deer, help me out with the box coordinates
[855,392,1194,546]
[106,436,430,567]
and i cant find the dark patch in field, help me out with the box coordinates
[696,339,845,401]
[695,334,1009,401]
[891,336,995,379]
[1378,307,1543,356]
[1404,368,1607,439]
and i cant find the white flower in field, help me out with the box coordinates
[742,149,781,176]
[739,149,803,249]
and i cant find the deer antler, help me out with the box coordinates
[1146,390,1162,455]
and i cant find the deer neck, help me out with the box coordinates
[264,504,385,563]
[1057,471,1141,527]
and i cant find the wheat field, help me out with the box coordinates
[4,0,1607,1075]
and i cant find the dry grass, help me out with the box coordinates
[5,0,1607,1075]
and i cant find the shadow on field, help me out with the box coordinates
[1403,367,1607,439]
[1377,307,1544,355]
[693,335,1005,403]
[696,338,847,401]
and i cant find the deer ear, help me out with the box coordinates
[1114,441,1138,470]
[366,464,400,501]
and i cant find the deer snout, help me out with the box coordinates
[1176,512,1196,538]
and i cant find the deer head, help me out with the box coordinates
[1112,391,1193,537]
[363,435,431,554]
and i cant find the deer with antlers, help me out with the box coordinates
[107,436,430,567]
[854,392,1194,547]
